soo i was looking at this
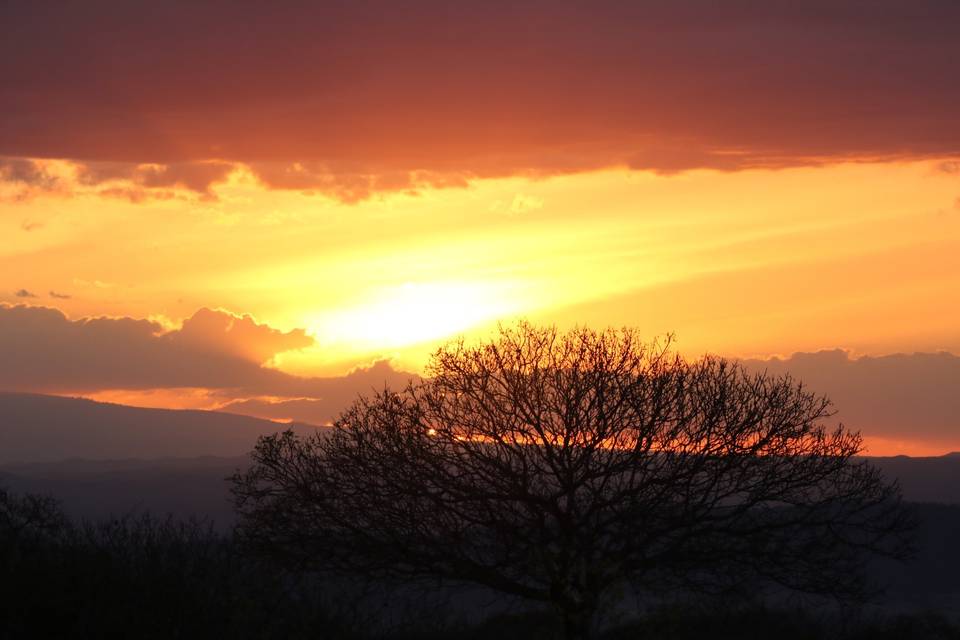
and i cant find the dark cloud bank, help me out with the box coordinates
[2,0,959,199]
[0,304,957,445]
[740,350,960,448]
[0,305,416,425]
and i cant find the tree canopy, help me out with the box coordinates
[232,323,911,639]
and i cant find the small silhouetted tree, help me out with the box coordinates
[232,324,912,640]
[0,486,70,546]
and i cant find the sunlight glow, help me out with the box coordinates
[308,281,524,350]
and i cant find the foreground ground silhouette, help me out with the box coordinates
[3,325,953,638]
[4,464,960,637]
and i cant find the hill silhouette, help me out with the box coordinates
[0,391,322,464]
[1,391,959,530]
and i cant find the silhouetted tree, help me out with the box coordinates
[232,323,912,640]
[0,486,70,546]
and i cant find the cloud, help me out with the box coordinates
[0,305,307,392]
[0,304,954,447]
[218,397,339,426]
[48,291,71,299]
[77,160,236,198]
[169,307,313,365]
[14,289,36,298]
[0,305,415,415]
[1,1,959,200]
[490,194,546,215]
[0,157,69,201]
[510,194,544,214]
[249,163,474,202]
[937,161,960,175]
[0,157,61,189]
[73,278,115,289]
[217,360,417,425]
[0,156,234,201]
[740,350,960,447]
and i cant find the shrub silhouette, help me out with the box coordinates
[0,489,353,638]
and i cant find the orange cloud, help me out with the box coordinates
[2,2,959,200]
[77,160,236,197]
[170,307,313,365]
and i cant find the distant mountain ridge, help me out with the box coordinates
[1,392,959,526]
[0,391,322,464]
[865,454,960,505]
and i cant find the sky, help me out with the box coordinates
[2,1,959,455]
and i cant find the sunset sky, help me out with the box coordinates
[2,1,958,455]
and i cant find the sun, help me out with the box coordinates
[308,281,523,351]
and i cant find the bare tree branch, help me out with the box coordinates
[232,323,913,640]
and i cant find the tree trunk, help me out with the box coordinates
[561,606,594,640]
